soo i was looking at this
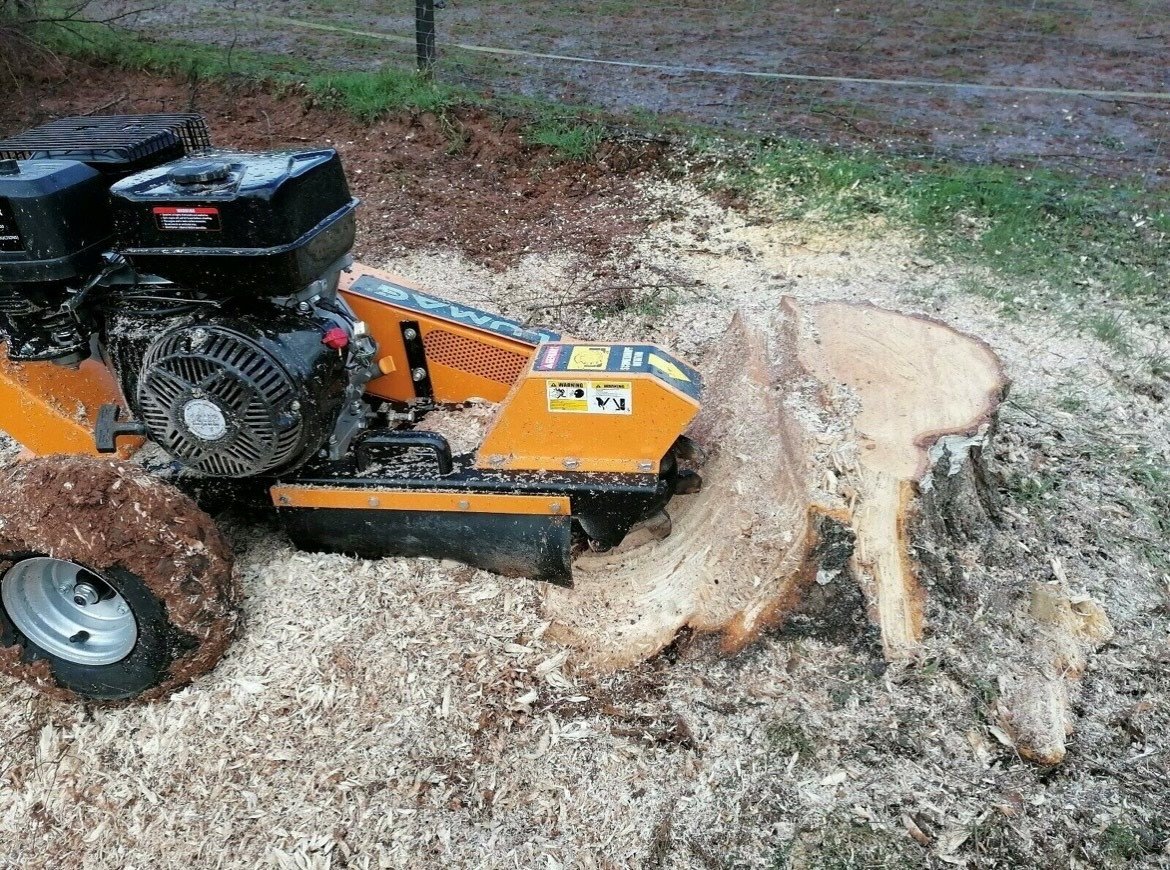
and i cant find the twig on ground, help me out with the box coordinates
[81,93,127,115]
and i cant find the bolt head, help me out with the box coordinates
[71,582,100,607]
[563,458,581,470]
[403,328,418,340]
[411,367,427,382]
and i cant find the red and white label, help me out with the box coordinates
[154,206,222,232]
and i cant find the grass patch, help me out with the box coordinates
[37,16,315,80]
[308,67,465,119]
[38,15,464,120]
[523,118,605,160]
[1099,821,1146,865]
[713,139,1170,347]
[778,817,918,870]
[1001,393,1170,573]
[765,721,813,761]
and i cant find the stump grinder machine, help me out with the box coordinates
[0,115,706,701]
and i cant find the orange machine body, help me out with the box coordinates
[339,263,701,476]
[0,345,141,459]
[476,342,701,475]
[1,263,700,482]
[339,264,558,405]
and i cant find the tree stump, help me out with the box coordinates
[544,299,1107,761]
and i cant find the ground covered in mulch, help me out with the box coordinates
[1,63,1169,870]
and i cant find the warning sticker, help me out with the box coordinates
[0,198,24,252]
[547,380,632,414]
[154,206,222,232]
[589,381,633,415]
[547,380,589,412]
[535,344,563,371]
[567,346,611,371]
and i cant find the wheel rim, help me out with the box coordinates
[1,558,138,666]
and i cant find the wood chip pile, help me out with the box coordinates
[1,183,1167,868]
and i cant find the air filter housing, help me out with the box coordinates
[135,312,346,477]
[0,114,210,177]
[0,159,111,283]
[109,149,358,296]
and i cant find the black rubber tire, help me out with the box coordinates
[1,556,180,700]
[0,457,239,703]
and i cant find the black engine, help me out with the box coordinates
[0,115,376,477]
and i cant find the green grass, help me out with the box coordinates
[715,139,1170,349]
[1002,393,1170,572]
[39,17,463,119]
[765,721,813,761]
[523,118,605,160]
[34,16,607,159]
[1099,821,1146,866]
[308,68,465,119]
[37,17,315,80]
[775,817,918,870]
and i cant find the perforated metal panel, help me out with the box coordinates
[423,329,529,385]
[0,114,211,170]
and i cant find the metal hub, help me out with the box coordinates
[1,558,137,666]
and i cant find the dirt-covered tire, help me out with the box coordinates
[0,456,239,702]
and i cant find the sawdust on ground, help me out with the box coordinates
[1,75,1169,870]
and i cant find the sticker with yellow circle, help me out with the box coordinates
[567,346,611,371]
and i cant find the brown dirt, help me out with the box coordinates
[0,456,239,702]
[0,60,662,270]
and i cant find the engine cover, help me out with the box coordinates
[136,314,346,477]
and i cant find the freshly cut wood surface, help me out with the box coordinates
[799,302,1010,660]
[546,299,1009,666]
[544,310,836,668]
[996,571,1114,765]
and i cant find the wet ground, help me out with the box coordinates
[87,0,1170,182]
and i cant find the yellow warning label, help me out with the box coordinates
[546,380,633,414]
[567,346,611,371]
[648,353,691,383]
[547,380,589,412]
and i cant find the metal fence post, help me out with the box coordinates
[415,0,436,77]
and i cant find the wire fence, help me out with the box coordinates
[94,0,1170,183]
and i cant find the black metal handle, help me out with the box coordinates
[356,430,454,475]
[95,404,147,454]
